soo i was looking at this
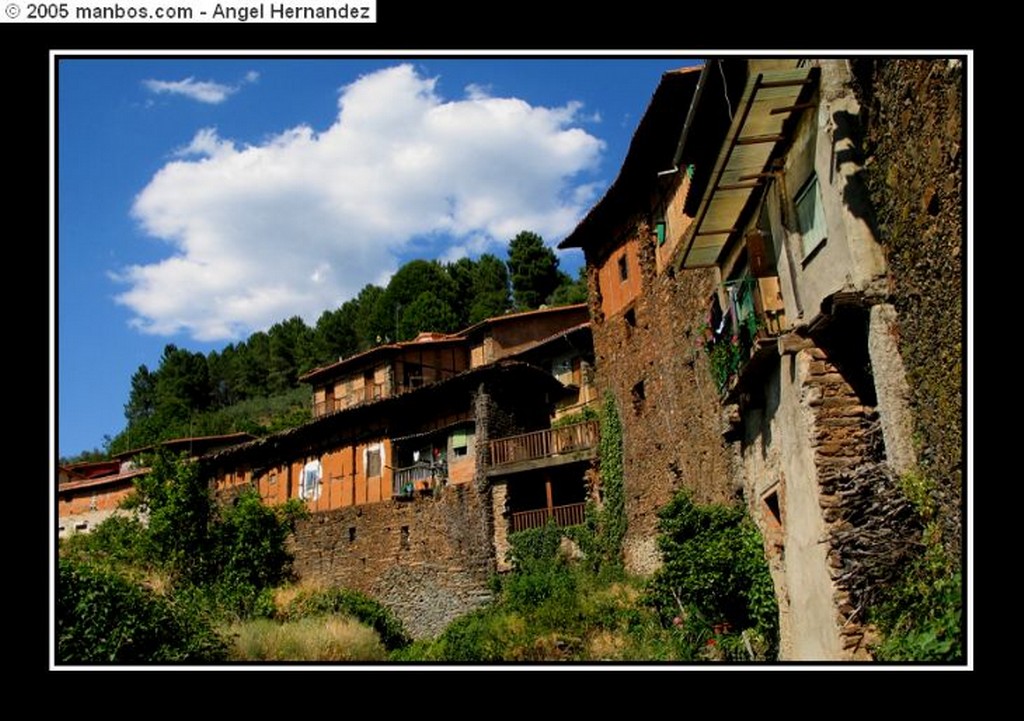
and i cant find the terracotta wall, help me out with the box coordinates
[213,438,394,512]
[596,237,642,319]
[58,480,135,516]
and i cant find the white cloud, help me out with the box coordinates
[143,70,260,104]
[143,76,238,104]
[118,63,606,341]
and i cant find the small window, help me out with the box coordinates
[655,221,666,247]
[301,459,322,501]
[624,308,636,328]
[349,527,357,543]
[366,446,382,478]
[795,174,827,259]
[451,429,469,458]
[618,254,629,282]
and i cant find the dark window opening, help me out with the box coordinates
[631,380,646,414]
[348,526,357,543]
[624,307,636,328]
[764,490,782,526]
[618,254,629,282]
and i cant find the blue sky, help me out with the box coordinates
[56,54,703,459]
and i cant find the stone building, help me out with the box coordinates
[201,305,599,638]
[561,58,955,660]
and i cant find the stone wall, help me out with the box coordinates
[802,343,880,659]
[588,220,734,576]
[854,58,964,562]
[288,481,494,639]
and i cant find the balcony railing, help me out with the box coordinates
[393,461,445,497]
[510,502,587,533]
[313,385,388,417]
[487,420,600,468]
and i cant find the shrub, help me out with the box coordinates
[645,490,778,660]
[60,514,151,570]
[57,558,227,663]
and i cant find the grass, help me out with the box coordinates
[224,616,388,662]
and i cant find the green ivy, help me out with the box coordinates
[592,391,626,568]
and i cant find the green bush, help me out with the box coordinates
[431,608,511,662]
[870,522,963,662]
[60,514,151,570]
[57,558,227,663]
[645,490,778,660]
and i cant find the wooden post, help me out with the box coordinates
[545,475,554,519]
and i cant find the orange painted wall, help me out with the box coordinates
[657,172,695,274]
[221,438,394,514]
[597,236,642,318]
[59,482,134,516]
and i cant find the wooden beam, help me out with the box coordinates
[716,181,763,191]
[735,134,786,146]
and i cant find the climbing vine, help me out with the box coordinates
[592,391,626,568]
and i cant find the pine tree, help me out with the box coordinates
[506,231,562,311]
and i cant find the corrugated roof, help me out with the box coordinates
[678,64,815,268]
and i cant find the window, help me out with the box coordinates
[301,459,322,501]
[366,446,382,478]
[655,220,666,247]
[618,254,629,282]
[795,174,827,258]
[631,380,646,414]
[451,429,469,458]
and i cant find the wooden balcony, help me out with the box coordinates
[486,420,599,477]
[510,502,587,533]
[392,461,444,498]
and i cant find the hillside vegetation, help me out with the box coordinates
[63,232,587,465]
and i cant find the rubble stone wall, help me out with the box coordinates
[588,220,734,576]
